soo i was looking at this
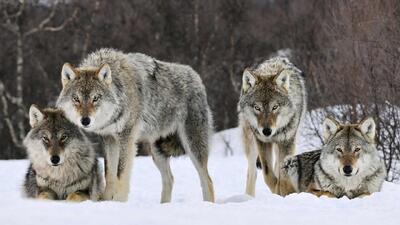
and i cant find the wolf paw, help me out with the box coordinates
[102,189,128,202]
[66,192,89,202]
[37,191,56,200]
[102,187,115,201]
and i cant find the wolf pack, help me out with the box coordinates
[22,48,386,203]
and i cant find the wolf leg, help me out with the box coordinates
[275,141,296,196]
[179,123,215,202]
[102,135,119,201]
[242,125,258,197]
[256,141,279,194]
[113,128,138,202]
[150,143,174,203]
[66,191,90,202]
[311,190,337,198]
[37,190,57,200]
[356,193,371,198]
[90,162,105,201]
[274,140,296,174]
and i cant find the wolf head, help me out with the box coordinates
[56,63,118,131]
[24,105,87,167]
[320,117,379,178]
[239,65,295,141]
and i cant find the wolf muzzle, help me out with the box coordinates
[262,127,272,137]
[343,165,353,176]
[50,155,61,166]
[81,117,91,127]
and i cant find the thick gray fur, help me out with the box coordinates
[283,121,386,199]
[238,57,306,196]
[23,107,104,201]
[57,48,215,202]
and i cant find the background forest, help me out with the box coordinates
[0,0,399,180]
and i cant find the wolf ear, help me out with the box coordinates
[242,69,257,93]
[359,117,376,140]
[274,70,291,92]
[29,104,44,128]
[322,117,340,143]
[97,64,112,85]
[61,63,77,87]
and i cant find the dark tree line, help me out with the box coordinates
[0,0,399,180]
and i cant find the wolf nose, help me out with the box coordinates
[50,155,60,165]
[262,127,272,136]
[81,117,91,127]
[343,165,353,176]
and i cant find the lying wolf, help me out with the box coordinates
[282,117,386,198]
[23,105,104,201]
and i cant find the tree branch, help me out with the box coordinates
[24,1,77,37]
[0,79,23,148]
[2,8,18,35]
[42,8,78,32]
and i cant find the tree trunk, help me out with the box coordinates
[16,32,25,141]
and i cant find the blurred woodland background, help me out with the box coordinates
[0,0,399,180]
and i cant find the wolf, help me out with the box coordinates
[23,105,104,201]
[238,57,306,196]
[56,48,215,203]
[282,117,386,199]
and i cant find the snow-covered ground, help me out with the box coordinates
[0,128,399,225]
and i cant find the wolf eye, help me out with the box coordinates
[92,95,102,103]
[42,136,50,144]
[253,105,261,112]
[335,147,343,153]
[60,134,68,143]
[354,147,361,152]
[73,96,80,103]
[272,104,279,111]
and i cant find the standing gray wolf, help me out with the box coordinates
[238,57,306,196]
[56,48,215,202]
[23,105,104,201]
[282,117,386,198]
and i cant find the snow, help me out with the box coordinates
[0,128,399,225]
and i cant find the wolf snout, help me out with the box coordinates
[343,165,353,176]
[81,117,91,127]
[262,127,272,137]
[50,155,61,166]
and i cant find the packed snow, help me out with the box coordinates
[0,128,399,225]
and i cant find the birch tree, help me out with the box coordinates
[0,0,77,150]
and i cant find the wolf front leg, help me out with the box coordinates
[114,128,138,202]
[102,128,137,202]
[37,189,57,200]
[276,139,296,168]
[242,125,258,197]
[66,191,90,202]
[275,140,296,196]
[310,189,337,198]
[256,141,279,194]
[102,135,120,201]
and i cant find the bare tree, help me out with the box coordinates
[0,0,77,151]
[301,0,400,181]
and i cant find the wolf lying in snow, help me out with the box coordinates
[282,117,386,198]
[23,105,103,201]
